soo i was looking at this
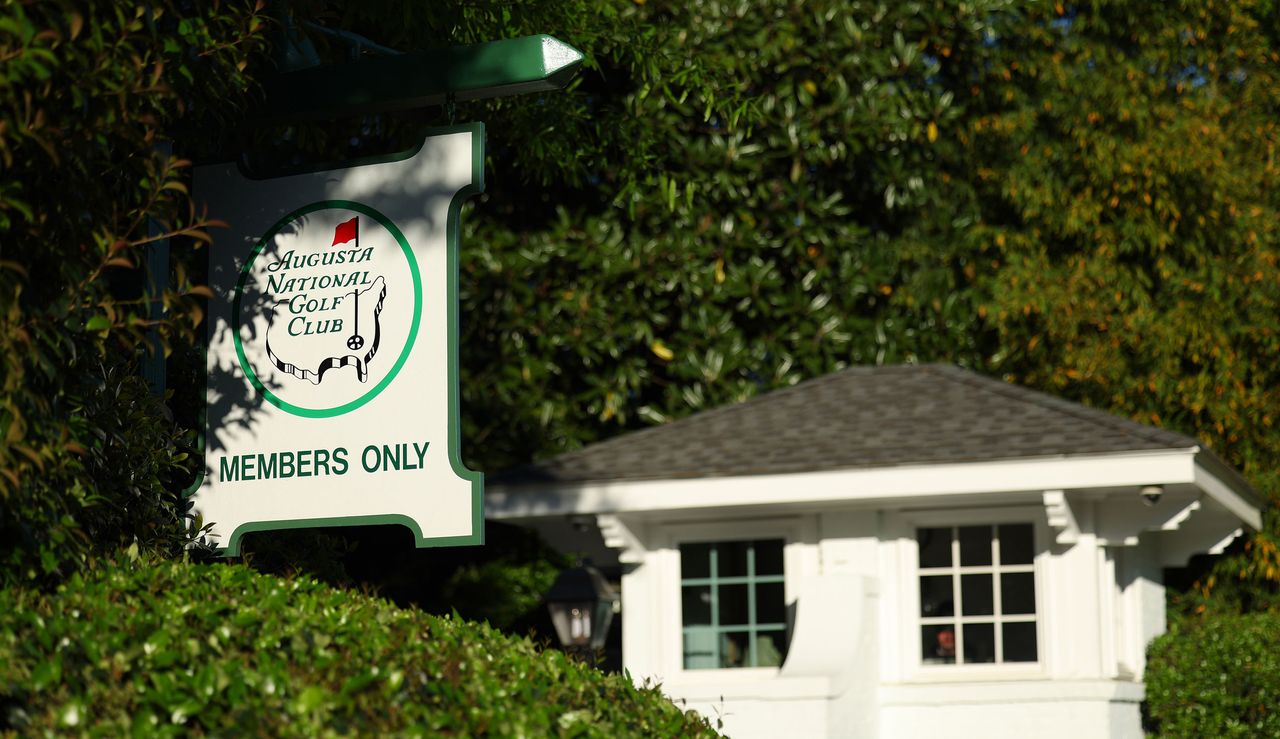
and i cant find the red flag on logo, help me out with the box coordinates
[331,216,358,247]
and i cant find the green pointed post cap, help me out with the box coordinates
[261,34,585,121]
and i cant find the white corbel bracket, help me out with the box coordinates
[1160,500,1200,531]
[596,514,646,565]
[1158,521,1245,567]
[1097,497,1207,547]
[1043,490,1080,545]
[1209,528,1243,555]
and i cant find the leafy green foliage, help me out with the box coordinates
[443,0,1280,605]
[944,1,1280,589]
[0,558,718,737]
[458,0,1006,471]
[440,555,566,630]
[959,1,1280,480]
[0,2,270,586]
[1146,612,1280,737]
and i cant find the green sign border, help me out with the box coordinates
[190,123,486,557]
[231,200,423,418]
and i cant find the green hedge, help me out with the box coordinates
[1145,613,1280,738]
[0,558,718,737]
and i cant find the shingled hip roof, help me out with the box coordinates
[495,364,1227,486]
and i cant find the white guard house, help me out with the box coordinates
[487,365,1263,739]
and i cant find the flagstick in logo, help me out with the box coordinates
[333,216,366,351]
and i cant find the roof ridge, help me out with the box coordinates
[534,364,903,466]
[495,363,1214,486]
[924,365,1200,449]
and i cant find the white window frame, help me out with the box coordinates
[657,516,816,681]
[898,507,1049,681]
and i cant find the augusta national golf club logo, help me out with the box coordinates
[233,201,422,418]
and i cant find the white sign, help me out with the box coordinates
[192,125,484,554]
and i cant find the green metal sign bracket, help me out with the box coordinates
[260,34,584,121]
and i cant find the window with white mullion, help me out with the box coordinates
[746,543,758,666]
[951,563,966,665]
[993,552,1004,662]
[917,523,1039,666]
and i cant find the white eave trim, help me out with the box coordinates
[490,448,1218,516]
[1194,453,1264,530]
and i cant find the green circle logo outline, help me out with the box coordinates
[231,200,423,419]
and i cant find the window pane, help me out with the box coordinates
[920,575,954,617]
[720,631,750,668]
[719,584,750,625]
[959,526,992,566]
[755,630,787,667]
[963,622,996,664]
[961,574,994,616]
[999,524,1035,565]
[682,586,712,626]
[921,624,956,664]
[1001,572,1037,615]
[918,527,952,568]
[680,543,712,579]
[683,627,718,669]
[681,539,789,670]
[719,541,751,577]
[755,540,785,575]
[1003,622,1038,662]
[756,582,786,625]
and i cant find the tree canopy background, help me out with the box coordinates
[454,0,1280,609]
[2,0,1278,613]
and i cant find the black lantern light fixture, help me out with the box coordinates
[544,563,619,651]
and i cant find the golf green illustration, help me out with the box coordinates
[233,204,422,417]
[262,216,389,385]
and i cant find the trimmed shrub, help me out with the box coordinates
[0,558,718,737]
[1145,613,1280,738]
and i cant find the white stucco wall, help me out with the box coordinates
[878,681,1144,739]
[676,686,832,738]
[611,506,1162,739]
